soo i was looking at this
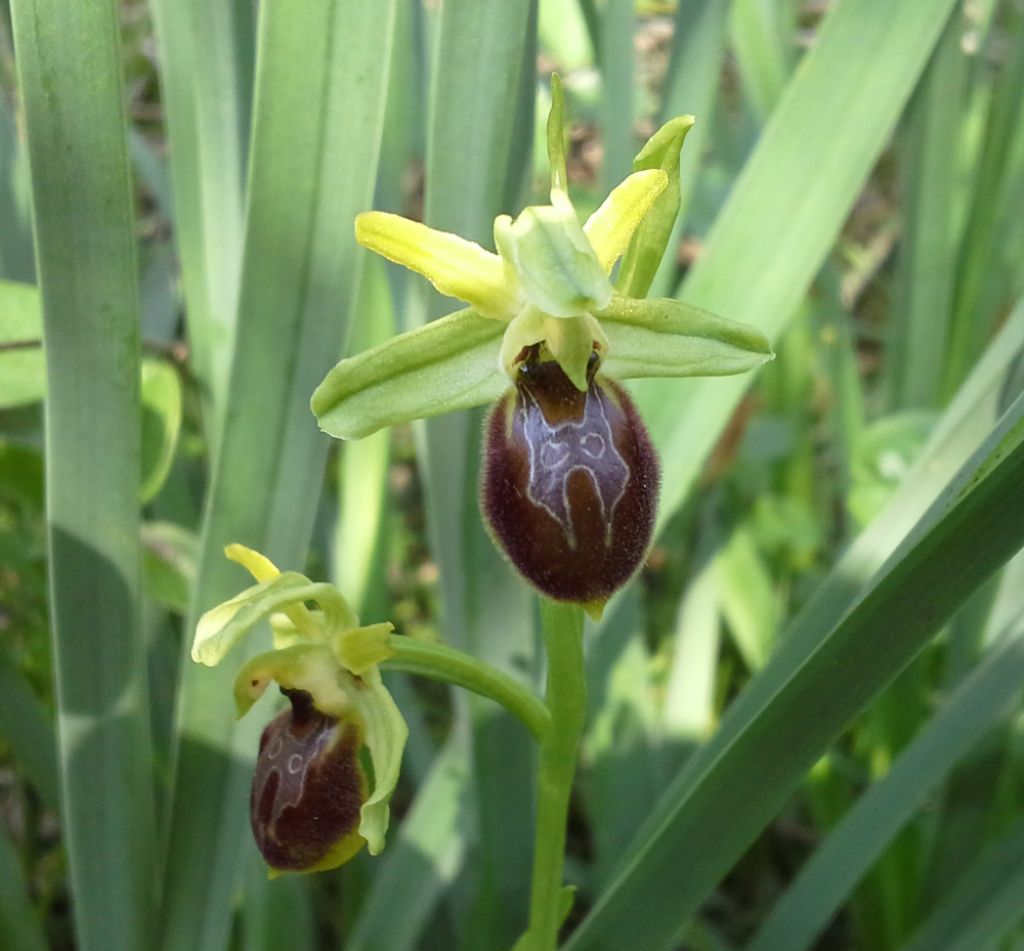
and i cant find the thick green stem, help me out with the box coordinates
[382,634,550,741]
[526,599,587,950]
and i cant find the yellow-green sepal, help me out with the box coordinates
[355,212,520,319]
[494,191,612,318]
[234,644,349,718]
[614,115,695,297]
[192,573,360,666]
[311,307,506,440]
[547,73,568,193]
[330,622,396,676]
[498,308,608,391]
[345,664,408,855]
[583,169,668,274]
[598,296,774,379]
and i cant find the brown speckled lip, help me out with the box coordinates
[250,689,365,872]
[480,354,659,604]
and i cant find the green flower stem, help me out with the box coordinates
[526,599,587,951]
[382,634,550,741]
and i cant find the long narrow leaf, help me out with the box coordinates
[632,0,962,532]
[148,0,253,429]
[159,3,395,948]
[8,1,157,948]
[745,621,1024,951]
[567,389,1024,950]
[0,828,46,951]
[896,815,1024,951]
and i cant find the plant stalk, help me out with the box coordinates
[382,634,551,741]
[525,598,587,950]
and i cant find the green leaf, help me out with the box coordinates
[141,520,198,615]
[0,280,44,408]
[9,1,157,948]
[148,0,252,430]
[312,308,506,440]
[629,0,963,537]
[647,0,731,299]
[0,827,47,951]
[885,13,965,410]
[599,295,774,379]
[0,65,34,285]
[0,641,58,811]
[564,405,1024,947]
[745,624,1024,951]
[615,115,695,299]
[895,816,1024,951]
[140,359,182,504]
[159,2,397,948]
[345,736,471,951]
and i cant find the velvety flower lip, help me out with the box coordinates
[191,544,407,875]
[310,75,773,443]
[481,346,659,618]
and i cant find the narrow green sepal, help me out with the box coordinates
[615,115,695,298]
[311,307,506,440]
[345,665,408,854]
[494,193,612,318]
[192,574,358,666]
[547,73,568,194]
[598,295,774,379]
[330,622,396,676]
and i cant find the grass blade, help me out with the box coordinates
[0,828,46,951]
[896,815,1024,951]
[159,3,396,947]
[886,12,966,410]
[632,0,962,531]
[648,0,731,299]
[8,1,157,948]
[599,0,634,189]
[148,0,253,428]
[345,735,471,951]
[745,620,1024,951]
[566,385,1024,950]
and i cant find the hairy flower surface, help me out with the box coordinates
[311,77,772,443]
[482,348,658,610]
[192,544,407,876]
[310,76,773,607]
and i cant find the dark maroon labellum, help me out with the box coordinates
[481,350,659,604]
[251,688,366,873]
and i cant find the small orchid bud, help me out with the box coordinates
[251,688,368,875]
[481,348,659,608]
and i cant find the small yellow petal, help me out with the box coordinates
[233,644,352,719]
[331,622,396,676]
[356,212,520,319]
[225,544,319,636]
[498,307,548,376]
[542,313,605,392]
[225,543,279,582]
[583,169,668,273]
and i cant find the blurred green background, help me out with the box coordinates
[2,1,1024,949]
